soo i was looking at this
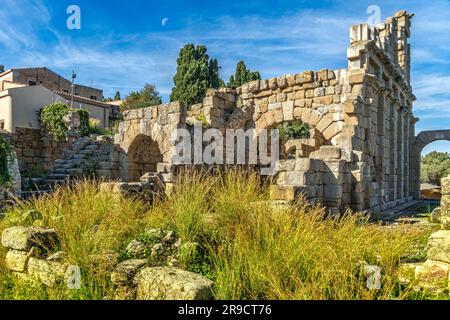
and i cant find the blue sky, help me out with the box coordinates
[1,0,449,153]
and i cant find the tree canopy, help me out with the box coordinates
[121,84,162,111]
[170,44,223,106]
[420,151,450,186]
[227,61,261,88]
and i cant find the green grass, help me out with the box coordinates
[0,171,439,300]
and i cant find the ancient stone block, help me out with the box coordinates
[1,226,59,252]
[316,114,333,133]
[293,107,303,120]
[5,250,30,272]
[415,260,449,292]
[135,267,214,300]
[111,259,147,286]
[269,185,303,201]
[282,101,294,121]
[427,230,450,264]
[442,175,450,195]
[324,185,343,199]
[27,257,68,287]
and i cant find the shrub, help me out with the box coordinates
[276,121,310,144]
[0,135,12,186]
[40,103,90,139]
[421,151,450,185]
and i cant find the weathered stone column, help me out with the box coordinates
[441,175,450,227]
[396,106,404,201]
[403,111,410,200]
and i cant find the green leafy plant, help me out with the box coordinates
[276,121,310,144]
[421,151,450,186]
[77,109,90,136]
[121,84,162,111]
[0,135,12,186]
[40,103,90,139]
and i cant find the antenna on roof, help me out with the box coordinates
[71,70,77,108]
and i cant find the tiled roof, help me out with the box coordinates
[53,90,113,109]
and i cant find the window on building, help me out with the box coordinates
[90,95,97,100]
[0,120,5,130]
[28,80,37,86]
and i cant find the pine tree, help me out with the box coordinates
[170,44,223,105]
[114,91,121,101]
[121,84,162,111]
[227,61,261,88]
[0,65,4,73]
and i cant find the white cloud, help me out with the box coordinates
[0,0,51,50]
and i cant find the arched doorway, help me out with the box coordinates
[420,141,450,197]
[411,130,450,199]
[121,134,163,182]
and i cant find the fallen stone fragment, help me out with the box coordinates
[5,250,29,272]
[111,259,147,286]
[126,240,147,257]
[415,259,449,294]
[27,257,68,287]
[135,266,214,300]
[1,226,59,252]
[427,230,450,264]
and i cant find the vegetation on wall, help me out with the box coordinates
[77,109,90,136]
[121,84,162,111]
[40,103,89,139]
[170,44,224,106]
[227,61,261,88]
[421,151,450,186]
[276,121,310,144]
[0,135,12,186]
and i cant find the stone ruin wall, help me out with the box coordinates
[441,175,450,228]
[11,127,74,174]
[113,11,419,215]
[0,132,21,206]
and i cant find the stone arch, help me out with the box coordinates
[254,104,341,145]
[415,130,450,151]
[117,118,173,182]
[410,129,450,199]
[121,134,163,182]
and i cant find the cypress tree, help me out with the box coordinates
[170,44,223,105]
[227,61,261,88]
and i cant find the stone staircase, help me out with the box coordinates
[46,136,111,187]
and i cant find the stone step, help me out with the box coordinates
[53,169,69,174]
[66,168,84,175]
[78,150,93,156]
[47,174,70,180]
[84,144,99,151]
[71,154,87,160]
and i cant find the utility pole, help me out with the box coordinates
[71,70,77,108]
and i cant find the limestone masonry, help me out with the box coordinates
[2,10,450,216]
[112,10,450,215]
